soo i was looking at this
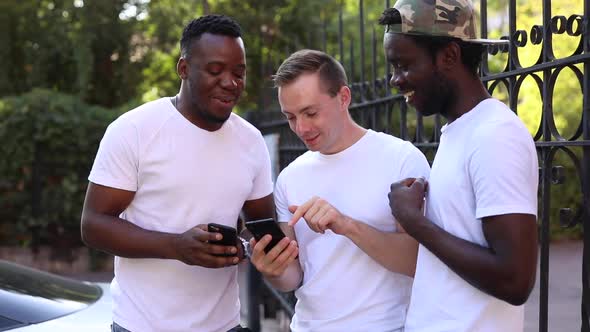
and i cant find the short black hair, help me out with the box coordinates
[378,8,485,75]
[180,14,242,57]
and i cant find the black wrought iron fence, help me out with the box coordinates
[245,0,589,331]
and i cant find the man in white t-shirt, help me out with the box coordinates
[379,0,539,331]
[249,49,430,331]
[81,15,274,332]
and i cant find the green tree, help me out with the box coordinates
[0,0,145,107]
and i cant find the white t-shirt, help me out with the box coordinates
[405,99,538,332]
[275,130,430,332]
[88,98,273,332]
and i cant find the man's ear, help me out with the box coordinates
[339,85,352,109]
[177,57,188,80]
[436,41,461,71]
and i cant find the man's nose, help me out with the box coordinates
[295,118,310,135]
[389,71,404,90]
[220,75,238,90]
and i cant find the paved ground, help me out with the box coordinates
[66,241,584,332]
[524,240,583,332]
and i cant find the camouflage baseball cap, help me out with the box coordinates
[387,0,508,45]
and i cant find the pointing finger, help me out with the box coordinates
[289,205,306,226]
[289,197,318,226]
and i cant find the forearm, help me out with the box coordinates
[410,216,529,304]
[264,260,303,292]
[81,211,178,260]
[345,218,418,277]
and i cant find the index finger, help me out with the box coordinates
[251,234,273,256]
[191,225,221,242]
[288,198,316,226]
[390,178,415,191]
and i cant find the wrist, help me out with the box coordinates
[404,214,431,239]
[164,233,182,260]
[342,216,361,239]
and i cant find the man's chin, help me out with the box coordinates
[417,110,435,117]
[416,105,440,117]
[303,143,320,152]
[209,111,232,124]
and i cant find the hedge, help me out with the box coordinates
[0,89,123,247]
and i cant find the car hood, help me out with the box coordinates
[11,283,112,331]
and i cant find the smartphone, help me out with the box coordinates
[245,218,286,253]
[207,223,237,257]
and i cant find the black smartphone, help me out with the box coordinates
[207,223,238,256]
[244,218,286,253]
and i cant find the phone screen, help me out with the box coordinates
[245,218,286,253]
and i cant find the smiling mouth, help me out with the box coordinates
[213,96,236,105]
[302,134,319,145]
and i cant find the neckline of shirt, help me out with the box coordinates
[440,98,497,134]
[315,129,374,161]
[165,97,233,135]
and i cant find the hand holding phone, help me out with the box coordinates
[245,218,286,253]
[208,223,237,256]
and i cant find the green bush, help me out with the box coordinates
[0,89,121,246]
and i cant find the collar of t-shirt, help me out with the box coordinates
[440,98,495,134]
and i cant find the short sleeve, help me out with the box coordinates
[469,123,538,219]
[274,171,291,223]
[88,116,139,191]
[399,142,431,181]
[247,132,274,200]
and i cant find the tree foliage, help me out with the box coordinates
[0,0,144,107]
